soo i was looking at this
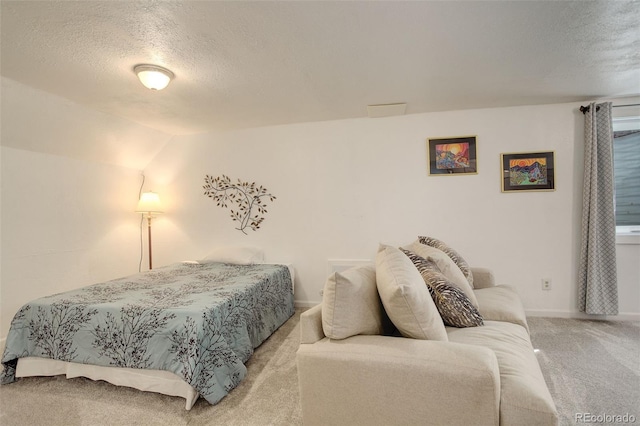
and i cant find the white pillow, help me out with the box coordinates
[199,246,265,265]
[322,264,389,340]
[375,244,447,341]
[403,241,479,308]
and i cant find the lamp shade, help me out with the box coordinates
[136,191,163,215]
[134,64,174,90]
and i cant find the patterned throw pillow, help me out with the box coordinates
[402,240,478,308]
[402,249,484,328]
[418,236,474,288]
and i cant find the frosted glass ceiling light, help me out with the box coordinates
[134,64,174,90]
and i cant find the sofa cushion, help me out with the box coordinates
[447,321,558,425]
[474,285,529,333]
[403,241,478,308]
[322,264,392,340]
[402,249,483,328]
[418,236,474,288]
[376,244,447,341]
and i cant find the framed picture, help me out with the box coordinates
[501,151,555,192]
[427,136,477,175]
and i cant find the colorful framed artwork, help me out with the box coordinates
[501,151,555,192]
[427,136,477,175]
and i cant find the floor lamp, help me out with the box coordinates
[135,191,163,270]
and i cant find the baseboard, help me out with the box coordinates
[526,309,640,321]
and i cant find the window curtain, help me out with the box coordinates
[578,101,618,315]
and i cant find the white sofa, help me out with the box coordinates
[296,244,558,426]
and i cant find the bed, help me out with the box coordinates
[1,261,295,409]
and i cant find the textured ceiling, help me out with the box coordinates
[1,0,639,136]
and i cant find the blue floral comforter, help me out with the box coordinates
[1,262,295,405]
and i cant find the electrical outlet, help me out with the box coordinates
[542,278,552,291]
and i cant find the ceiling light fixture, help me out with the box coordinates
[134,64,174,90]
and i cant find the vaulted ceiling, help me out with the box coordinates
[2,0,639,136]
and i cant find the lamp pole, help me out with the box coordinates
[147,215,153,270]
[135,191,163,271]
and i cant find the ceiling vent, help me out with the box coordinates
[367,103,407,118]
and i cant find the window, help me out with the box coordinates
[612,113,640,242]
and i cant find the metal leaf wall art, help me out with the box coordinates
[203,175,277,234]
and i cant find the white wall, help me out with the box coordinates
[0,80,172,341]
[0,147,145,337]
[1,77,172,170]
[1,95,636,346]
[616,243,640,316]
[144,101,639,318]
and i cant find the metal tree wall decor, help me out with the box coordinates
[203,174,277,234]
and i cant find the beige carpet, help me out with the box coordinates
[1,312,638,426]
[528,317,640,426]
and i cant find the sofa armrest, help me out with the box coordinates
[471,267,496,289]
[297,335,500,426]
[300,304,325,344]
